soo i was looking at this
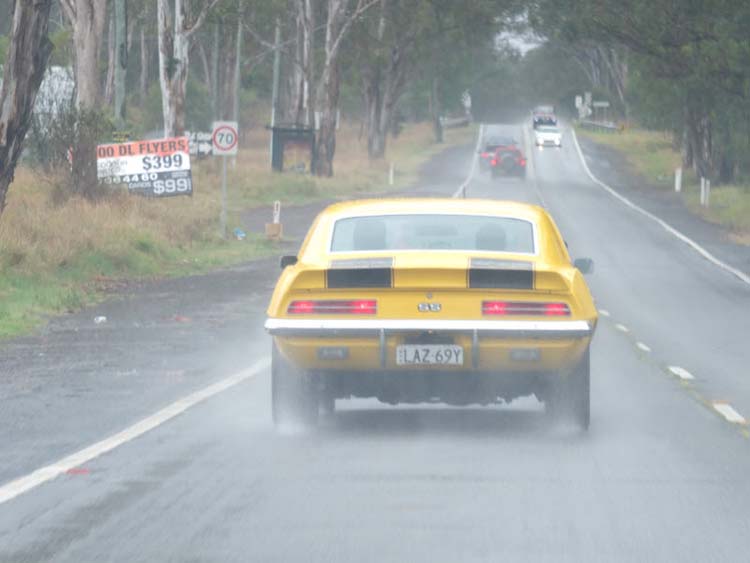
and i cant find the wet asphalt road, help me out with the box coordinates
[1,123,750,562]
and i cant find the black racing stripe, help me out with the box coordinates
[469,258,534,289]
[326,268,392,288]
[469,269,534,289]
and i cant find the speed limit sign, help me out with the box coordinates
[211,121,239,156]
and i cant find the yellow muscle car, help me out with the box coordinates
[265,199,597,429]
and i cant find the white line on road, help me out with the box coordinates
[636,342,651,353]
[668,366,695,380]
[598,309,610,317]
[453,124,484,198]
[712,402,747,425]
[522,124,546,208]
[570,129,750,287]
[615,323,629,333]
[0,358,271,506]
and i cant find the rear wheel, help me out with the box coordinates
[272,343,319,429]
[547,347,590,430]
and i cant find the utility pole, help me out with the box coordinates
[113,0,127,128]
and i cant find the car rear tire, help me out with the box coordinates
[272,343,319,430]
[547,347,590,430]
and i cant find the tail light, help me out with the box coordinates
[288,299,377,315]
[480,152,489,158]
[490,159,498,166]
[519,158,526,166]
[482,301,570,316]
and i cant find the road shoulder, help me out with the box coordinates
[576,134,750,278]
[0,136,475,486]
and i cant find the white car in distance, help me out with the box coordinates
[534,125,562,148]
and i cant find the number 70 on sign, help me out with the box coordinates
[211,121,239,156]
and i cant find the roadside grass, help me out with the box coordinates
[0,122,474,338]
[683,185,750,235]
[577,128,680,189]
[577,127,750,237]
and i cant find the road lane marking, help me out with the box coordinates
[636,342,651,352]
[712,402,747,425]
[522,124,547,208]
[0,358,270,506]
[570,129,750,287]
[668,366,695,380]
[615,323,629,333]
[598,309,610,317]
[453,123,484,198]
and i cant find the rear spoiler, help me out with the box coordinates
[291,257,569,292]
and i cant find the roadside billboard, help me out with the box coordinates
[96,137,192,197]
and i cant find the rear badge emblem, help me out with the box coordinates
[418,303,441,312]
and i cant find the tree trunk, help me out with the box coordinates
[313,0,378,175]
[139,26,149,101]
[157,0,218,137]
[363,73,384,158]
[197,40,212,98]
[217,18,240,120]
[59,0,107,197]
[315,63,340,176]
[284,1,307,125]
[430,73,443,143]
[684,101,713,179]
[363,47,409,159]
[157,0,190,136]
[0,0,54,218]
[295,0,315,127]
[211,21,220,118]
[61,0,108,109]
[232,3,243,123]
[104,11,115,106]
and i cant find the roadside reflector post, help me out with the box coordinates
[389,162,395,186]
[266,200,283,240]
[674,167,682,193]
[705,179,711,207]
[700,177,706,205]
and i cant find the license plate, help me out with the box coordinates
[396,345,464,366]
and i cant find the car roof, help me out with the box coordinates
[320,198,546,221]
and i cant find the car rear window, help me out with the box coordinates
[330,214,535,253]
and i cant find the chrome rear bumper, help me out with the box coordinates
[265,318,593,339]
[266,318,593,370]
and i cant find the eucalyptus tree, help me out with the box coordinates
[529,0,750,181]
[59,0,108,109]
[0,0,54,218]
[157,0,221,136]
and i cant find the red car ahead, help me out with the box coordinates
[490,146,527,179]
[478,136,518,172]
